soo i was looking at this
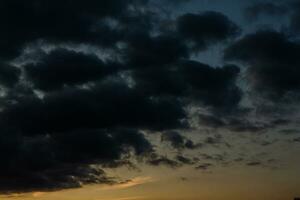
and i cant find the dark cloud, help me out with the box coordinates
[180,177,188,181]
[234,158,244,162]
[123,34,189,68]
[249,1,300,36]
[226,119,269,132]
[179,61,242,110]
[0,81,187,136]
[199,114,289,132]
[0,165,114,194]
[225,30,300,100]
[245,2,288,21]
[185,140,202,150]
[0,0,266,194]
[0,77,188,192]
[198,114,226,128]
[288,1,300,34]
[101,160,139,170]
[161,131,186,149]
[280,129,300,135]
[24,49,120,91]
[134,60,242,111]
[0,0,140,60]
[205,135,222,145]
[176,155,196,165]
[177,11,240,50]
[147,155,181,168]
[195,163,213,170]
[260,140,276,146]
[161,131,201,150]
[0,128,153,192]
[293,137,300,143]
[199,154,226,163]
[0,62,21,87]
[196,153,276,170]
[246,161,262,166]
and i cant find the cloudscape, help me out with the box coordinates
[0,0,300,200]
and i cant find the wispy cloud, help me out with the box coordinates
[100,177,155,190]
[112,196,148,200]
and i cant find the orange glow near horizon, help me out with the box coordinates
[2,163,300,200]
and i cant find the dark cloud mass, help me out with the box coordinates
[289,1,300,34]
[0,61,21,87]
[0,0,135,60]
[133,60,242,111]
[24,49,120,91]
[0,82,187,136]
[161,131,201,150]
[225,30,300,100]
[123,31,189,68]
[245,2,288,21]
[147,155,181,168]
[0,0,294,194]
[0,128,152,192]
[177,11,240,50]
[245,0,300,35]
[195,163,213,171]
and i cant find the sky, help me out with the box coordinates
[0,0,300,200]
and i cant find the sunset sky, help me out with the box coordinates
[0,0,300,200]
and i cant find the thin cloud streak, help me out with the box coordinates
[100,177,155,190]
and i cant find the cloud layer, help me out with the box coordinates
[0,0,297,193]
